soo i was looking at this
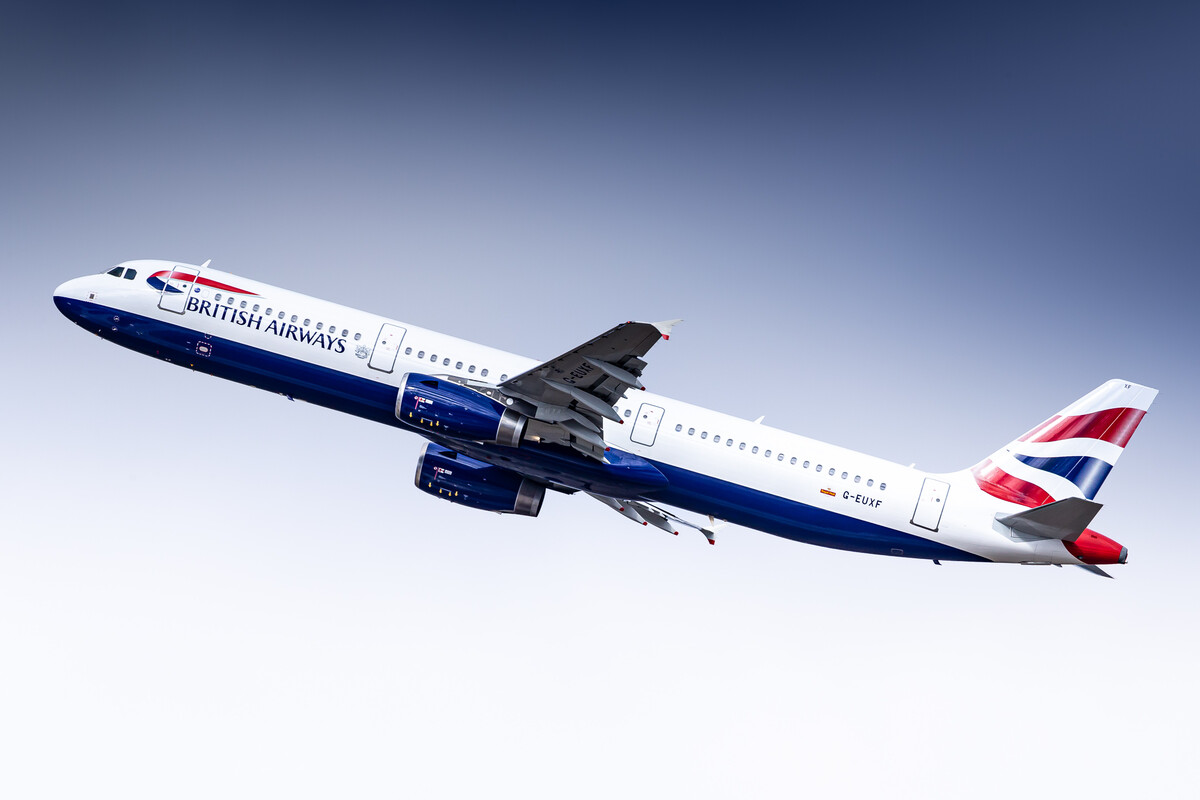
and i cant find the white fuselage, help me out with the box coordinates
[53,260,1101,566]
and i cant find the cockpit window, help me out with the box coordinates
[124,269,136,280]
[107,267,124,277]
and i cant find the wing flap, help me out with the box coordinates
[496,320,679,460]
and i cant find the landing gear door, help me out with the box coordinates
[630,403,665,446]
[369,323,407,373]
[911,477,950,532]
[157,265,200,314]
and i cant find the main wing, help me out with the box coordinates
[495,319,681,459]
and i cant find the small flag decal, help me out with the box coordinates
[820,488,836,497]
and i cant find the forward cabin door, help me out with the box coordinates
[157,265,200,314]
[369,323,407,373]
[911,477,950,531]
[630,403,665,446]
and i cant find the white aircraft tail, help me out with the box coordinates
[970,379,1158,507]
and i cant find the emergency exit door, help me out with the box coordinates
[369,324,407,373]
[630,403,665,446]
[911,477,950,532]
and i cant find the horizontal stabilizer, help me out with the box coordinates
[996,497,1103,542]
[1077,564,1114,579]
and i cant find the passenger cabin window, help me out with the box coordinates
[341,329,349,337]
[405,347,412,355]
[266,308,273,315]
[804,461,810,468]
[456,361,463,370]
[316,322,323,330]
[443,358,450,366]
[727,439,733,447]
[481,369,489,377]
[501,374,508,381]
[752,446,759,454]
[216,293,223,302]
[854,476,861,483]
[790,457,797,465]
[765,450,771,458]
[867,479,874,487]
[291,315,297,323]
[880,483,887,491]
[624,409,632,418]
[713,435,721,444]
[253,304,260,312]
[303,318,310,326]
[688,428,695,435]
[240,301,247,309]
[354,333,361,341]
[430,354,437,362]
[227,296,234,305]
[469,365,476,374]
[675,424,682,432]
[739,442,746,450]
[418,351,425,359]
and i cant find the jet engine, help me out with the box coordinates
[396,373,526,446]
[414,444,545,516]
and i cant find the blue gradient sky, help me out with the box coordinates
[3,3,1198,797]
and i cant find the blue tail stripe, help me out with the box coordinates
[1013,454,1113,500]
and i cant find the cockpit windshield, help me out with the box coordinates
[105,266,137,280]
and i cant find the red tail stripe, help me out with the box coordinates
[1018,407,1146,447]
[972,460,1056,508]
[1017,416,1062,443]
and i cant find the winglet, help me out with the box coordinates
[653,319,683,340]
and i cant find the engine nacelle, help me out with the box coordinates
[396,373,526,446]
[414,444,545,516]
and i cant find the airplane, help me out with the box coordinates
[53,260,1158,576]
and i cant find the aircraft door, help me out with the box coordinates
[911,477,950,532]
[369,323,407,373]
[630,403,665,446]
[157,265,200,314]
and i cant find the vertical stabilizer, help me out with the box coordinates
[971,379,1157,507]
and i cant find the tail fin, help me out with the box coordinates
[971,379,1158,507]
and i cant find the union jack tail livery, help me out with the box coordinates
[971,379,1159,508]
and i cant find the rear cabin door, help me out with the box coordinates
[157,265,200,314]
[911,477,950,532]
[369,323,407,373]
[630,403,665,446]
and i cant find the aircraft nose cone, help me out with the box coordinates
[54,276,85,301]
[53,277,90,323]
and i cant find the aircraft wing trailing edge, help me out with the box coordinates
[498,320,681,459]
[588,492,723,544]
